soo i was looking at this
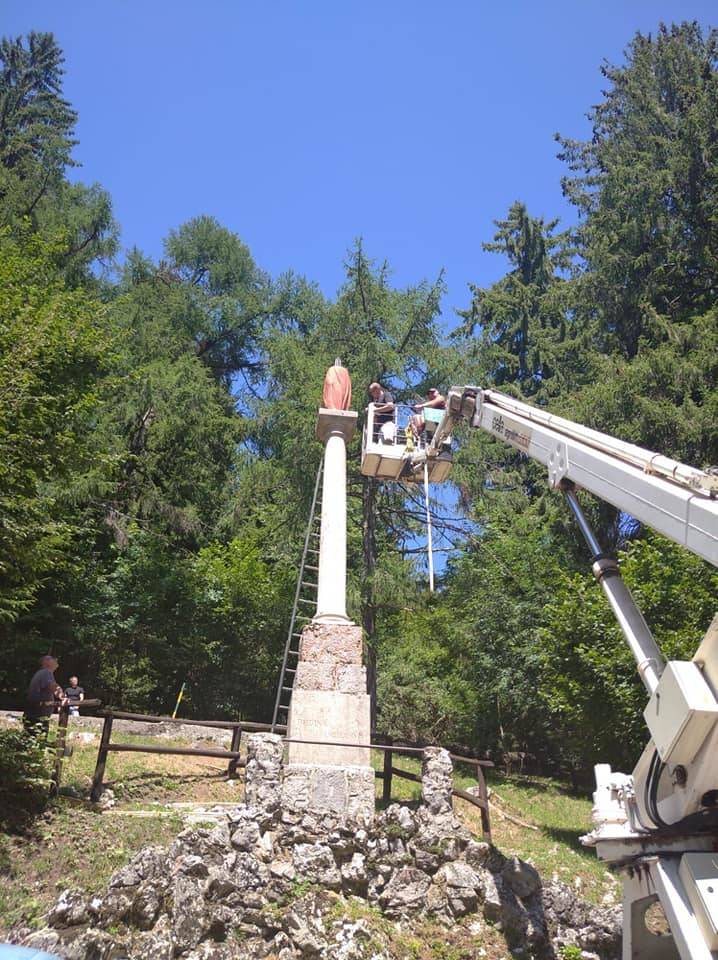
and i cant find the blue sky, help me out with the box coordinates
[4,1,717,330]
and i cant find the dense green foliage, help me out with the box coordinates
[0,228,109,623]
[1,25,717,778]
[0,728,51,831]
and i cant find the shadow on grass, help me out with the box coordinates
[375,795,421,812]
[488,772,590,800]
[541,825,597,861]
[119,767,227,781]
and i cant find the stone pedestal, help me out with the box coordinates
[283,619,374,822]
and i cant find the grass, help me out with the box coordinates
[0,804,183,936]
[0,718,238,939]
[58,727,244,805]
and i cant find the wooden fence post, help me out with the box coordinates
[50,705,70,796]
[382,739,393,805]
[90,713,114,802]
[476,760,491,841]
[227,724,242,779]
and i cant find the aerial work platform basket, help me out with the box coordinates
[360,403,453,483]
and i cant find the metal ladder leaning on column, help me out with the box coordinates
[271,461,323,732]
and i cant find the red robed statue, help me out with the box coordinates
[322,361,352,411]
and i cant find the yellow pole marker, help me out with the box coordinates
[171,681,186,719]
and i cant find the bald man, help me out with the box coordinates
[23,655,63,739]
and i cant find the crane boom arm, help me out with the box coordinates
[430,386,718,567]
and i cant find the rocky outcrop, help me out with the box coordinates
[15,738,620,958]
[20,797,621,959]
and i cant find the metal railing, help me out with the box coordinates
[364,402,440,452]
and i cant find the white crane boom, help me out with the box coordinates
[429,386,718,567]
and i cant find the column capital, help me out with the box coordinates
[316,409,358,445]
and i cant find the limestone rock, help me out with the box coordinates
[230,811,261,851]
[25,770,623,960]
[270,857,297,881]
[130,914,174,960]
[170,827,227,869]
[46,928,118,959]
[173,853,210,878]
[245,732,283,826]
[108,861,142,889]
[542,879,621,958]
[204,865,240,903]
[281,892,334,956]
[479,868,507,923]
[435,861,480,917]
[96,787,116,810]
[231,851,270,890]
[130,880,163,930]
[377,802,417,838]
[379,866,432,915]
[464,839,492,869]
[340,852,368,894]
[413,846,442,874]
[130,844,169,881]
[97,888,133,925]
[171,875,208,952]
[47,888,95,928]
[22,929,62,954]
[502,855,541,899]
[257,829,275,862]
[425,880,450,917]
[292,842,341,889]
[183,942,240,960]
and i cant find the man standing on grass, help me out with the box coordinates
[64,675,85,717]
[23,654,64,739]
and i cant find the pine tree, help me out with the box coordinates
[457,201,574,398]
[0,32,117,280]
[558,22,718,358]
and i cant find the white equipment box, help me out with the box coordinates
[644,661,718,764]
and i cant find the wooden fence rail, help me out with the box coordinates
[83,711,493,839]
[89,709,282,802]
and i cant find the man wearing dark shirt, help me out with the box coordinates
[368,381,395,442]
[23,654,63,738]
[64,676,85,716]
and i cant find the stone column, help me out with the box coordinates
[282,405,375,823]
[314,410,355,622]
[245,733,283,825]
[421,746,454,815]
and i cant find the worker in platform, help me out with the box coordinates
[410,387,446,439]
[368,381,395,442]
